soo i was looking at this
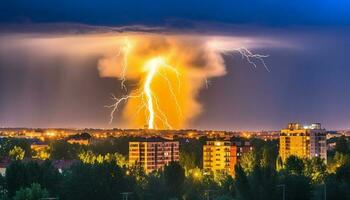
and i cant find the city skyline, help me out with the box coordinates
[1,2,350,200]
[1,1,350,131]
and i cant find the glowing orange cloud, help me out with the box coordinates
[0,31,272,129]
[98,35,226,129]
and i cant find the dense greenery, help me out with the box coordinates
[0,139,31,159]
[13,183,49,200]
[5,160,61,197]
[0,136,348,199]
[179,137,206,172]
[8,147,25,161]
[0,136,134,161]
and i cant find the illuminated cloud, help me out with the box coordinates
[0,25,290,129]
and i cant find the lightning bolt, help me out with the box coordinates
[235,47,269,72]
[223,47,270,72]
[107,54,181,129]
[119,38,132,91]
[143,58,160,129]
[107,40,268,130]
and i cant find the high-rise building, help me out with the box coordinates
[203,140,252,177]
[129,138,179,173]
[279,123,327,162]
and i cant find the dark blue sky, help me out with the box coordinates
[1,1,350,26]
[0,1,350,130]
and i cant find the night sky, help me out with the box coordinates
[1,1,350,130]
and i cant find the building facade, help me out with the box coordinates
[129,139,179,173]
[279,123,327,162]
[203,140,252,177]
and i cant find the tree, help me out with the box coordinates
[283,174,312,200]
[50,140,82,160]
[0,138,31,159]
[187,167,203,182]
[284,155,304,175]
[164,161,185,198]
[13,183,49,200]
[143,172,167,200]
[25,162,42,186]
[180,151,196,172]
[334,162,350,182]
[78,151,128,167]
[179,138,204,170]
[40,160,62,196]
[276,156,283,171]
[218,175,235,198]
[5,161,27,196]
[234,164,252,200]
[303,157,327,183]
[215,195,235,200]
[0,174,8,200]
[108,153,128,167]
[240,151,257,175]
[250,166,278,200]
[8,146,25,161]
[78,150,97,164]
[325,175,350,200]
[335,136,349,154]
[89,137,130,156]
[328,152,350,173]
[61,161,127,200]
[32,146,50,160]
[5,161,61,197]
[235,164,278,200]
[260,145,278,169]
[325,163,350,200]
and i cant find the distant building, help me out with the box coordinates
[203,140,252,177]
[67,139,89,145]
[326,131,343,140]
[31,143,49,151]
[66,132,91,145]
[279,123,327,162]
[234,141,254,159]
[129,138,179,173]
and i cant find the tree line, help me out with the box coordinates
[0,136,349,199]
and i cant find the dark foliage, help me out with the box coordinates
[0,137,349,200]
[61,161,127,200]
[5,160,61,197]
[49,140,83,160]
[0,138,32,158]
[164,161,185,198]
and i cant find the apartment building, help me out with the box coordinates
[203,140,252,177]
[279,123,327,162]
[129,138,179,173]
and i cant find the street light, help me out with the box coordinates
[276,184,285,200]
[204,189,215,200]
[121,192,133,200]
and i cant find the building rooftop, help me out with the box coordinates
[285,123,323,130]
[129,137,177,142]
